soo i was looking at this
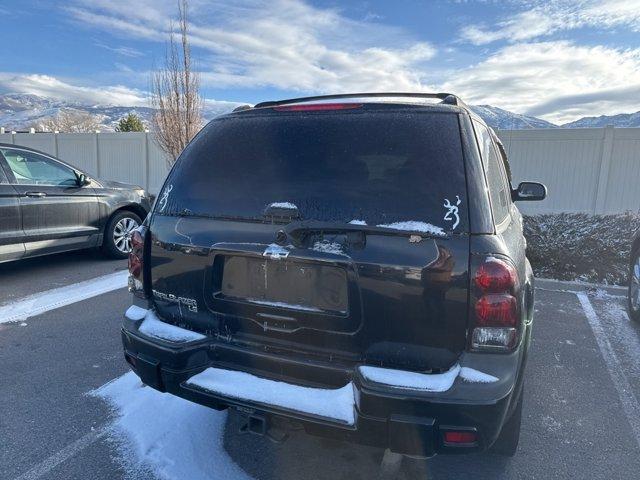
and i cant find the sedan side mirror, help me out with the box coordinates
[512,182,547,202]
[77,173,91,186]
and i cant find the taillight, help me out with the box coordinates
[475,294,517,326]
[471,256,519,352]
[128,228,147,298]
[474,258,517,292]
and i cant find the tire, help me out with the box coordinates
[629,248,640,323]
[101,211,142,259]
[491,387,523,457]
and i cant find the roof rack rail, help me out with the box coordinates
[253,92,467,109]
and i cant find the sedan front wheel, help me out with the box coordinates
[102,211,142,259]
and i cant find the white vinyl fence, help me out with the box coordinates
[1,127,639,215]
[0,131,171,195]
[497,126,640,215]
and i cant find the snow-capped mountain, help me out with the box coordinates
[561,111,640,128]
[469,105,557,130]
[1,93,639,131]
[0,93,243,131]
[0,93,154,131]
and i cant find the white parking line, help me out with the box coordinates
[0,270,128,324]
[576,292,640,450]
[13,425,110,480]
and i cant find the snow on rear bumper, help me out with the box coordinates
[185,367,356,425]
[121,306,526,455]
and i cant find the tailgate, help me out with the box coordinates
[147,215,469,372]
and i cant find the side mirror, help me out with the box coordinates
[512,182,547,202]
[77,173,91,186]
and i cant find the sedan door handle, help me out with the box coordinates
[25,191,47,198]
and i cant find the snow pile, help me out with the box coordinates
[376,221,445,236]
[524,213,639,285]
[358,364,498,392]
[359,364,460,392]
[312,240,346,256]
[92,372,251,480]
[485,256,504,264]
[459,367,499,383]
[349,220,367,225]
[125,305,147,321]
[133,308,206,343]
[186,367,356,425]
[267,202,298,210]
[588,288,621,300]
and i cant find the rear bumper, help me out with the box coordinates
[121,307,527,457]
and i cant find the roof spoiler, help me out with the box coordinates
[252,92,467,109]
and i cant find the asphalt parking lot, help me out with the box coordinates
[1,251,640,480]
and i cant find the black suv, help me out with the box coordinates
[0,143,151,262]
[630,232,640,323]
[121,93,546,458]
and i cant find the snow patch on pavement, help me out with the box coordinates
[92,372,251,480]
[186,367,356,425]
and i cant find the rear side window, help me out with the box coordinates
[472,121,511,224]
[160,110,469,232]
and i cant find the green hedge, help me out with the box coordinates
[523,213,639,285]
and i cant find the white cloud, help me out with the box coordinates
[443,41,640,123]
[94,42,144,58]
[67,0,437,93]
[460,0,640,45]
[0,73,148,106]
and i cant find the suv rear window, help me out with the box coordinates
[160,109,468,232]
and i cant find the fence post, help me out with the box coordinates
[54,132,59,158]
[143,133,150,192]
[594,125,615,214]
[95,132,101,178]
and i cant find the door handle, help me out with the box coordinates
[25,191,47,198]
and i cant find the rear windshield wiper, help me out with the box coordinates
[163,210,267,223]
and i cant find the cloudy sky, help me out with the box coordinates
[2,0,640,123]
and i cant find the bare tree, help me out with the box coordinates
[151,0,203,166]
[39,110,101,133]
